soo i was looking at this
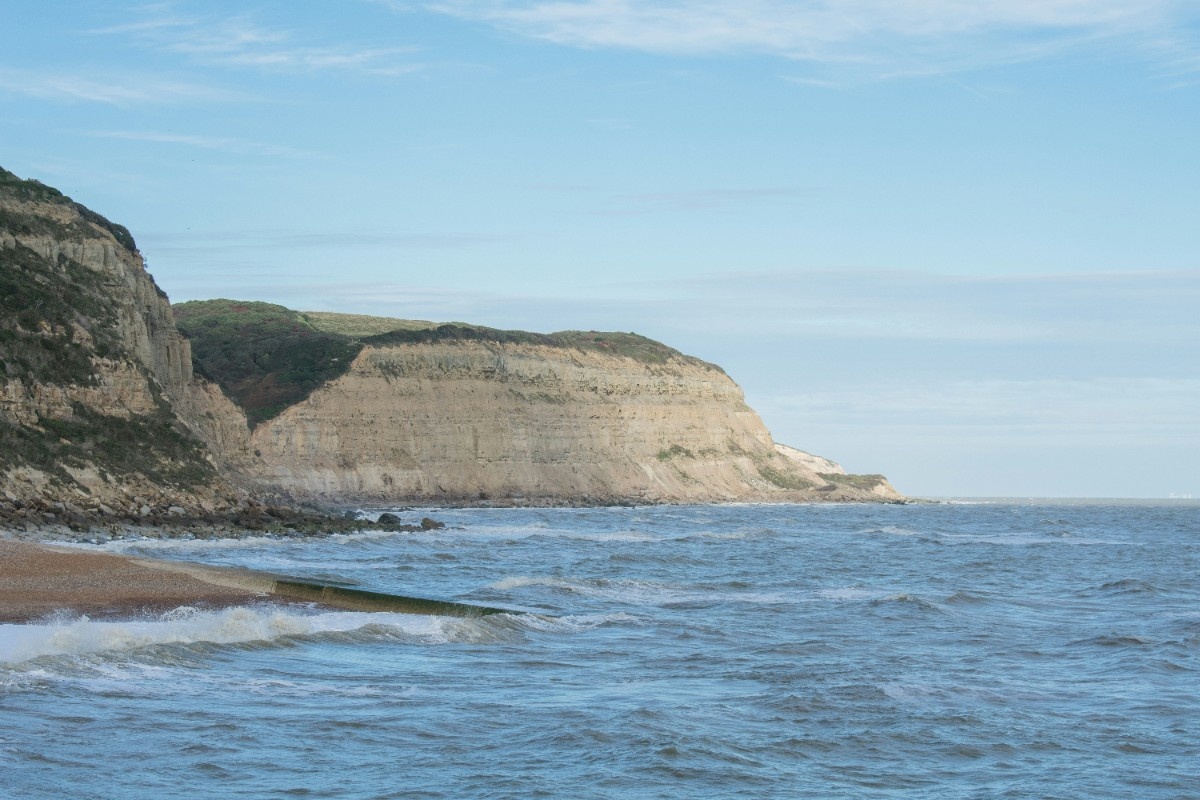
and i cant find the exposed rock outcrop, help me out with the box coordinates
[0,167,249,523]
[243,335,899,503]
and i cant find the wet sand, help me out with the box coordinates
[0,539,273,623]
[1,538,515,624]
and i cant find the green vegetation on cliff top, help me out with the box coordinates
[818,472,889,490]
[302,308,707,366]
[176,301,720,426]
[0,167,137,253]
[301,310,438,337]
[174,300,364,427]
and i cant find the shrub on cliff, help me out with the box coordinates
[0,167,137,253]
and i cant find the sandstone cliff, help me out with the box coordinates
[0,168,251,525]
[174,301,901,505]
[1,167,900,517]
[249,334,898,503]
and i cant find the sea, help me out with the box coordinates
[2,500,1197,799]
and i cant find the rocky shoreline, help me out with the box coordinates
[0,491,446,544]
[2,488,913,544]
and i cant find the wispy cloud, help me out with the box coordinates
[82,130,317,159]
[420,0,1198,78]
[142,229,513,256]
[0,67,248,107]
[92,7,423,76]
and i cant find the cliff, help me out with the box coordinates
[0,168,251,526]
[255,337,896,504]
[1,167,900,518]
[175,302,902,505]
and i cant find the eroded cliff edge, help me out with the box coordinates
[1,167,901,516]
[0,168,253,523]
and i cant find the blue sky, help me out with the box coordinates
[3,1,1198,497]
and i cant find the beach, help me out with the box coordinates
[0,539,270,623]
[0,534,512,623]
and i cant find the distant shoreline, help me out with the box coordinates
[921,496,1199,505]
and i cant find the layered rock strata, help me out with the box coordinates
[246,336,900,504]
[0,168,252,524]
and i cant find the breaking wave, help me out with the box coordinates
[0,605,588,668]
[488,575,792,606]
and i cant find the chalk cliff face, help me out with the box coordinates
[0,168,250,518]
[245,335,900,504]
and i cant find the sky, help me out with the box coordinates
[3,1,1199,498]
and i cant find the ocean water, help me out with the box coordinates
[2,501,1198,799]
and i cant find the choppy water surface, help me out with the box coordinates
[2,501,1198,799]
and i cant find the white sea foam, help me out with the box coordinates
[558,530,658,543]
[489,575,792,605]
[0,606,520,666]
[881,682,1004,703]
[74,527,418,556]
[493,575,685,604]
[816,587,880,601]
[490,576,546,591]
[857,525,924,536]
[941,533,1131,546]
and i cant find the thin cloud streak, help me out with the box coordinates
[142,229,515,254]
[528,183,820,213]
[0,68,249,107]
[159,262,1200,348]
[613,186,818,211]
[92,8,425,76]
[82,130,317,159]
[600,267,1200,344]
[759,377,1200,450]
[422,0,1198,77]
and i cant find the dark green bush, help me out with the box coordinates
[175,299,365,426]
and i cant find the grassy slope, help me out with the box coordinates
[300,311,438,337]
[174,300,364,427]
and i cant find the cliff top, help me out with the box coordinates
[302,309,715,367]
[361,325,717,369]
[301,311,439,337]
[175,300,723,426]
[0,167,137,253]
